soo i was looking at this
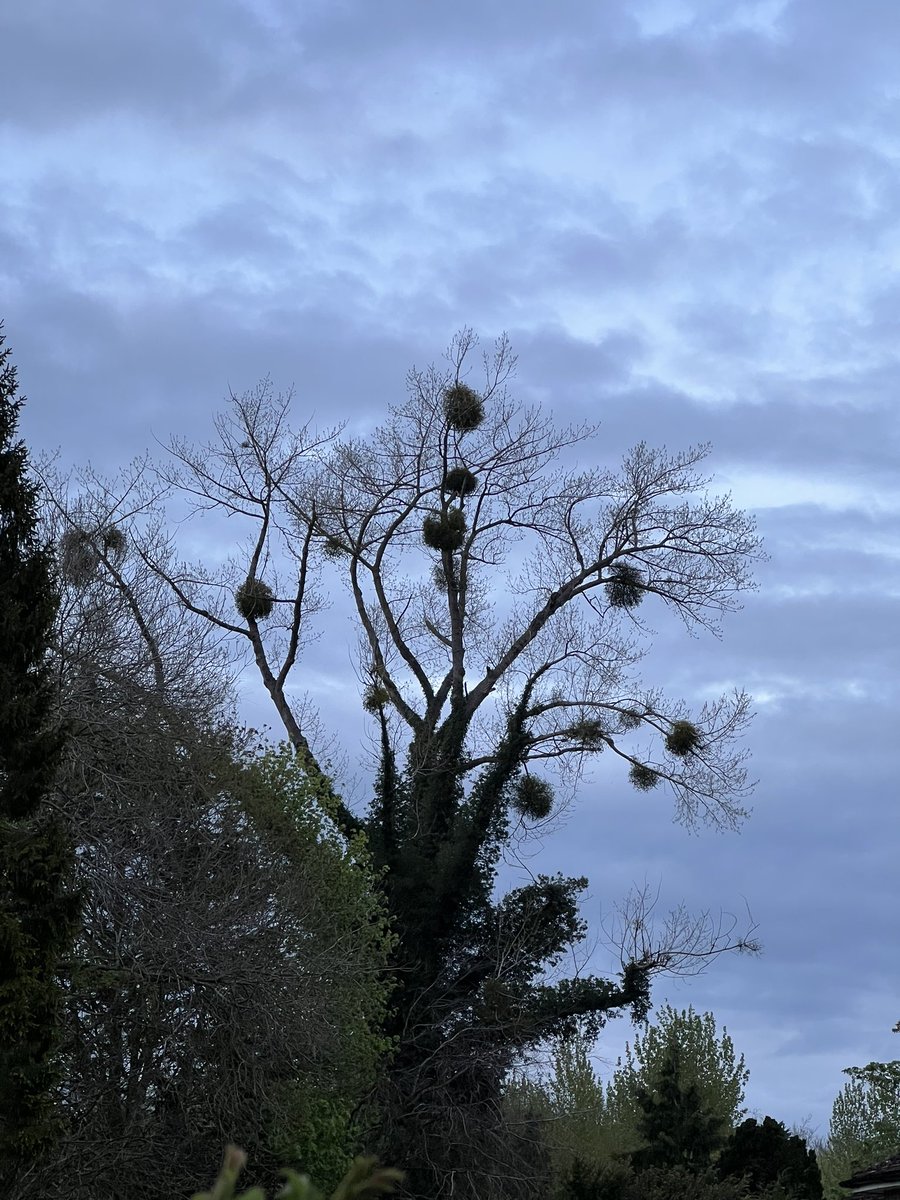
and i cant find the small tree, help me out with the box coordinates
[630,1045,728,1173]
[0,326,81,1181]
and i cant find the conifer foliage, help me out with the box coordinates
[630,1048,727,1173]
[0,328,80,1174]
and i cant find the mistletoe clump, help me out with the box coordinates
[102,525,127,560]
[665,719,702,757]
[422,507,466,553]
[59,527,99,585]
[566,718,607,750]
[235,577,275,622]
[323,536,347,559]
[432,558,458,591]
[442,466,478,497]
[363,683,391,715]
[629,763,660,791]
[513,775,554,820]
[606,563,645,609]
[443,382,484,432]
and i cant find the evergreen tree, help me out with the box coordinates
[0,326,81,1177]
[718,1116,822,1199]
[515,1005,750,1197]
[591,1003,750,1161]
[631,1046,727,1174]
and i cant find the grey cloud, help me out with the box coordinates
[5,0,900,1139]
[1,1,270,129]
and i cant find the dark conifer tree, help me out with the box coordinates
[631,1047,727,1174]
[0,327,80,1177]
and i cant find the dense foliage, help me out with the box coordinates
[0,329,81,1182]
[504,1006,823,1200]
[6,454,394,1199]
[718,1117,822,1199]
[507,1006,748,1177]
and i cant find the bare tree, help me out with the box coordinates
[314,330,757,826]
[153,380,347,807]
[69,331,763,1199]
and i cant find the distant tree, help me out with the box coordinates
[718,1116,822,1199]
[817,1060,900,1200]
[543,1029,629,1166]
[0,327,81,1183]
[70,331,763,1199]
[630,1045,728,1173]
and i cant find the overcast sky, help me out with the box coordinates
[4,0,899,1139]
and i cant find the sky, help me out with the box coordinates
[3,0,900,1140]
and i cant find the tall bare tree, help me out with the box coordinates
[75,331,762,1199]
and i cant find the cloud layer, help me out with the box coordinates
[4,0,899,1137]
